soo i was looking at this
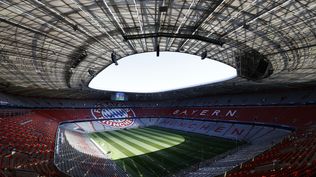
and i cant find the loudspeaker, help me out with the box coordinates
[201,51,207,60]
[156,44,160,57]
[235,49,273,80]
[111,52,118,65]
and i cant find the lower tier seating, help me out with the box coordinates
[226,127,316,177]
[0,112,62,176]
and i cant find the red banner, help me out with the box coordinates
[35,105,316,127]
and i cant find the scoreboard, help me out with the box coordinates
[111,92,128,101]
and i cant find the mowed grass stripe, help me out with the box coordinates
[91,128,240,177]
[93,133,134,159]
[122,129,194,156]
[112,129,205,174]
[110,131,182,176]
[91,134,142,177]
[107,130,190,165]
[143,127,214,143]
[147,127,235,149]
[99,129,192,166]
[120,129,181,148]
[89,134,129,159]
[114,129,192,165]
[96,132,138,157]
[126,128,216,163]
[145,127,214,142]
[114,128,204,171]
[111,130,172,151]
[135,128,184,142]
[106,131,175,176]
[107,130,157,153]
[153,127,236,155]
[127,128,216,158]
[138,127,222,155]
[148,128,229,151]
[135,128,218,155]
[136,130,193,143]
[128,129,203,154]
[100,132,144,156]
[129,128,183,143]
[96,133,153,177]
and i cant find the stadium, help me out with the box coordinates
[0,0,316,177]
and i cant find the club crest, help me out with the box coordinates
[91,108,136,128]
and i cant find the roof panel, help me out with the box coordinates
[0,0,315,99]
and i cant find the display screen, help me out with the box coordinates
[111,92,128,101]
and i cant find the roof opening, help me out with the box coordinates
[88,52,236,93]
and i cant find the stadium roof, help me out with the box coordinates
[0,0,315,100]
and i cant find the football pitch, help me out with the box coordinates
[89,127,240,177]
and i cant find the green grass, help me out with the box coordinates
[89,127,242,177]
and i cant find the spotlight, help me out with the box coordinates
[201,51,207,60]
[73,24,78,31]
[111,52,118,65]
[79,50,87,60]
[88,69,95,76]
[243,24,249,29]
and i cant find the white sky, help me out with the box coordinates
[89,52,236,93]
